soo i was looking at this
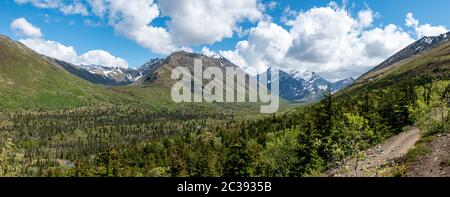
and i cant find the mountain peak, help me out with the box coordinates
[169,50,203,59]
[0,34,9,40]
[259,67,354,102]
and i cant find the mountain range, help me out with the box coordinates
[48,49,355,102]
[1,31,450,109]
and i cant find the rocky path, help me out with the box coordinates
[328,127,421,177]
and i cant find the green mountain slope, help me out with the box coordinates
[342,38,450,96]
[114,51,294,113]
[221,34,450,177]
[0,35,130,110]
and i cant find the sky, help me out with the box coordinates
[1,0,449,81]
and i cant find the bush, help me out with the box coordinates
[425,120,449,137]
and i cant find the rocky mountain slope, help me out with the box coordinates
[261,68,354,102]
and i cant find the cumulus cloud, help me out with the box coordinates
[219,50,249,70]
[406,12,448,38]
[158,0,262,46]
[361,24,413,58]
[217,6,415,80]
[85,0,262,53]
[220,21,292,75]
[11,18,43,38]
[201,47,218,57]
[265,1,278,10]
[15,0,88,15]
[11,18,128,68]
[287,7,413,79]
[15,0,61,8]
[357,8,374,28]
[15,0,262,54]
[280,6,298,24]
[20,38,79,63]
[87,0,107,16]
[78,50,128,68]
[20,38,128,68]
[87,0,177,54]
[288,7,357,64]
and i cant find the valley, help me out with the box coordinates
[1,31,450,177]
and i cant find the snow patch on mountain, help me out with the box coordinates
[259,67,355,102]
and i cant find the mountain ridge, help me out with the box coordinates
[359,31,450,80]
[0,34,133,109]
[48,48,354,102]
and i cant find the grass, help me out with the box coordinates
[404,144,432,163]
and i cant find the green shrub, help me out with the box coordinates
[425,120,449,137]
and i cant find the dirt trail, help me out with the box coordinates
[328,127,421,177]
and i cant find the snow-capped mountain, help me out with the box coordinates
[50,50,354,100]
[51,58,164,86]
[78,64,142,84]
[330,77,355,93]
[260,68,354,102]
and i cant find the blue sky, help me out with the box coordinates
[1,0,449,80]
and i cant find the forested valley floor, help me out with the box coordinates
[1,78,449,177]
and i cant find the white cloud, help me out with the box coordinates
[16,0,262,53]
[201,47,218,57]
[266,1,278,10]
[88,0,261,54]
[220,21,292,75]
[158,0,262,46]
[87,0,177,54]
[13,18,128,68]
[219,50,248,70]
[358,9,374,28]
[15,0,88,16]
[78,50,128,68]
[20,38,129,68]
[15,0,60,8]
[280,6,298,24]
[405,12,419,28]
[286,7,414,79]
[87,0,107,16]
[20,38,79,63]
[60,1,89,15]
[218,6,415,80]
[406,12,448,38]
[361,24,414,58]
[288,7,357,64]
[10,18,43,38]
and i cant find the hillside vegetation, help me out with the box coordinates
[0,34,449,177]
[0,35,134,110]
